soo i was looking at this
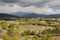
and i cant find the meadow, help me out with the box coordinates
[0,18,60,40]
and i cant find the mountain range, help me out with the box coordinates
[0,12,60,18]
[0,13,19,19]
[10,12,60,18]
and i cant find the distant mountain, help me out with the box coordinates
[10,12,31,17]
[10,12,46,18]
[10,12,60,18]
[0,13,18,19]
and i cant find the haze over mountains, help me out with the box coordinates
[0,13,19,18]
[10,12,60,18]
[0,12,60,18]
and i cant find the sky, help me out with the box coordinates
[0,0,60,14]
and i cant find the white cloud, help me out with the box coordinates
[22,6,53,13]
[0,3,20,13]
[0,3,54,14]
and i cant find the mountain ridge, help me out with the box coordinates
[10,12,60,18]
[0,12,60,18]
[0,13,19,19]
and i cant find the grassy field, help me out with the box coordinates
[0,18,60,40]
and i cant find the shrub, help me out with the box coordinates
[7,24,19,36]
[31,31,37,35]
[51,27,60,34]
[42,29,52,34]
[37,31,43,38]
[32,35,39,40]
[3,35,20,40]
[0,21,8,30]
[21,30,31,36]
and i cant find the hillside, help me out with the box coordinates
[0,13,19,19]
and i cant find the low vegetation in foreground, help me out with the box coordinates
[0,18,60,40]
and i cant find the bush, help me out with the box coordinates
[7,24,19,36]
[0,21,8,30]
[42,29,52,34]
[21,30,37,36]
[32,35,39,40]
[51,27,60,34]
[42,34,52,40]
[37,31,43,38]
[31,31,37,35]
[21,30,31,36]
[3,35,20,40]
[42,28,60,35]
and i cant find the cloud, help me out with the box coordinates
[49,0,60,10]
[2,0,18,3]
[0,0,58,7]
[0,0,60,14]
[0,3,54,14]
[0,3,20,13]
[20,0,41,3]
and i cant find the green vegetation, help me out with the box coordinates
[42,27,60,34]
[0,21,8,30]
[0,18,60,40]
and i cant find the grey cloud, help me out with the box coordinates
[2,0,18,3]
[0,0,60,14]
[0,0,2,2]
[18,0,54,7]
[0,0,60,9]
[0,0,56,7]
[49,1,60,10]
[18,0,59,8]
